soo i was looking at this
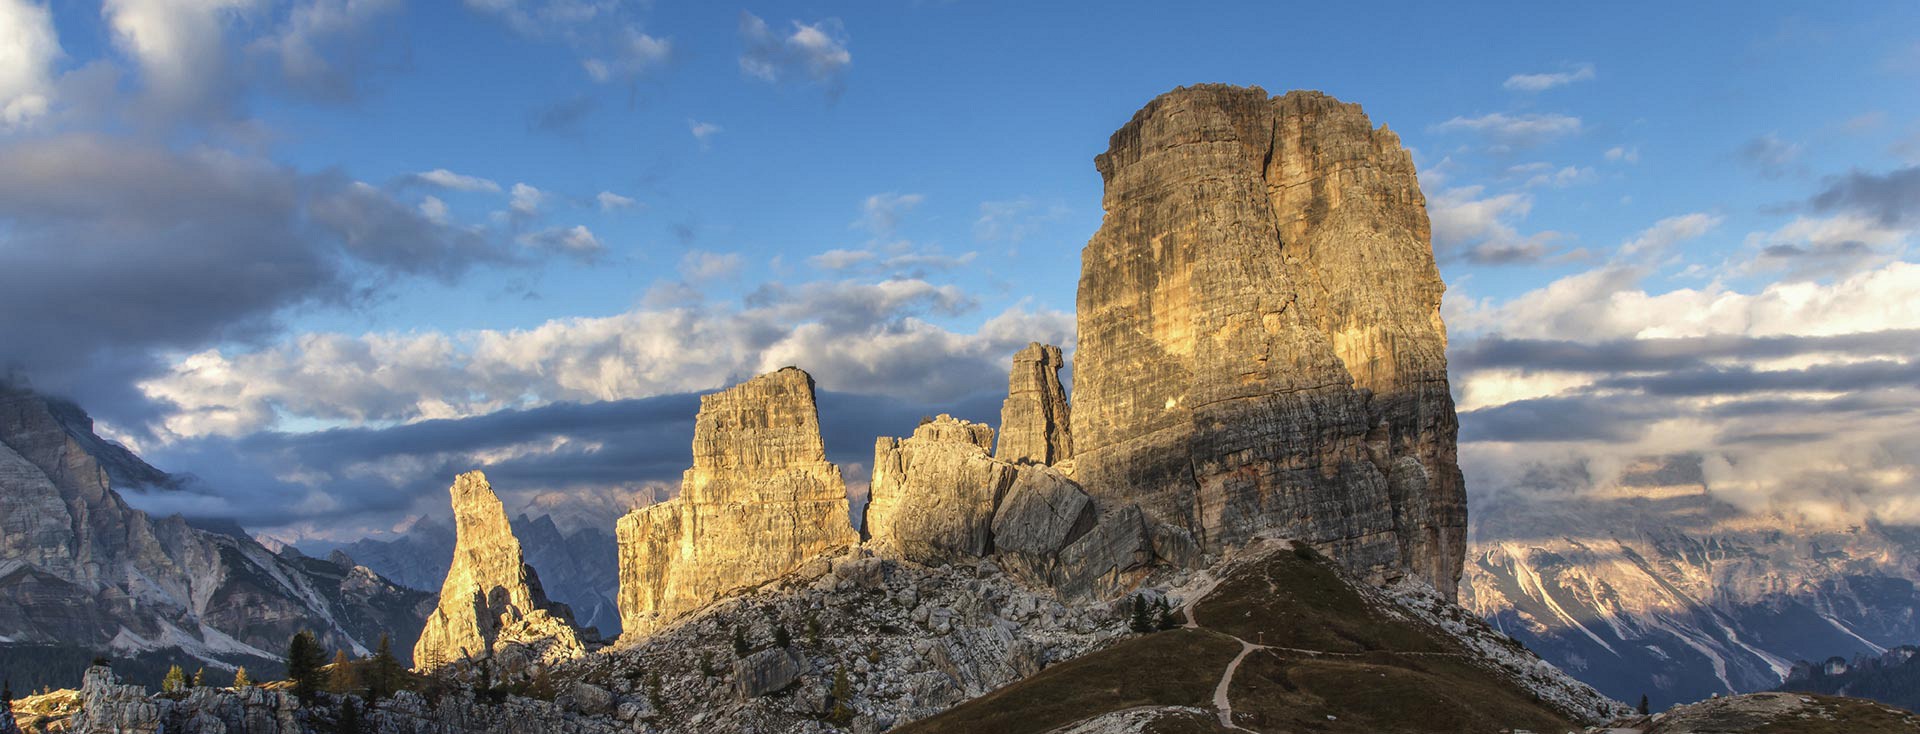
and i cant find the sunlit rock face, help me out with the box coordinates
[1463,457,1920,709]
[413,471,583,673]
[615,367,859,640]
[864,416,1013,564]
[994,343,1073,466]
[1070,84,1467,597]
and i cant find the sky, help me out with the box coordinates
[2,0,1918,544]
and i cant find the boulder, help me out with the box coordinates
[732,647,807,700]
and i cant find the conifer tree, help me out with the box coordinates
[828,668,854,725]
[773,624,792,648]
[1128,595,1152,633]
[1638,694,1650,716]
[161,665,187,693]
[192,668,206,687]
[336,696,362,734]
[367,633,405,701]
[232,667,252,689]
[329,650,359,694]
[732,626,751,657]
[286,630,327,702]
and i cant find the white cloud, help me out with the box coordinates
[418,195,449,224]
[518,224,602,259]
[678,250,743,283]
[0,0,60,128]
[583,27,671,82]
[739,12,851,89]
[1434,112,1582,147]
[1503,62,1595,92]
[1604,145,1640,164]
[140,276,1070,438]
[103,0,256,113]
[413,168,501,192]
[1618,212,1722,260]
[857,192,923,236]
[1738,133,1804,178]
[509,182,545,217]
[1427,186,1558,263]
[808,248,875,271]
[688,119,722,149]
[596,190,636,211]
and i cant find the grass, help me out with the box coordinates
[1228,650,1573,732]
[894,628,1242,734]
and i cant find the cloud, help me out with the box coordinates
[248,0,404,103]
[103,0,254,118]
[509,182,546,218]
[407,168,502,193]
[0,0,60,128]
[677,250,744,283]
[1427,186,1559,264]
[1739,213,1906,281]
[974,197,1070,243]
[1737,133,1805,179]
[1617,212,1721,260]
[856,192,924,236]
[518,224,603,260]
[596,191,636,211]
[1503,63,1595,92]
[688,119,722,149]
[808,249,877,271]
[1604,146,1640,164]
[582,27,671,82]
[1506,162,1594,188]
[528,94,595,135]
[739,12,851,92]
[138,274,1067,442]
[1433,112,1582,147]
[1451,256,1920,525]
[1809,165,1920,226]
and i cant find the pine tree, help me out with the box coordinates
[827,668,854,725]
[192,668,206,687]
[1638,694,1650,716]
[162,665,187,693]
[773,624,792,649]
[329,650,359,695]
[1,678,17,734]
[287,630,327,702]
[367,633,405,701]
[336,696,362,734]
[232,667,252,689]
[1128,595,1152,633]
[1155,598,1180,630]
[732,626,751,657]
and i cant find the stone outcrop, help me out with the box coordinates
[1069,84,1467,597]
[615,367,858,640]
[994,343,1072,465]
[414,471,583,673]
[0,383,429,674]
[863,415,1014,563]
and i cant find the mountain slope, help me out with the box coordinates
[0,384,430,689]
[901,539,1622,733]
[1463,458,1920,709]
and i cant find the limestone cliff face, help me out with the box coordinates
[994,343,1072,466]
[616,368,858,640]
[414,471,582,672]
[863,415,1014,563]
[1070,85,1466,597]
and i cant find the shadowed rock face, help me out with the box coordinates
[413,471,582,673]
[615,367,858,640]
[1070,84,1466,597]
[995,343,1072,466]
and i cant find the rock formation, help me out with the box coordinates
[994,343,1072,466]
[0,383,428,683]
[413,471,583,673]
[615,367,859,640]
[863,415,1014,563]
[1069,84,1466,597]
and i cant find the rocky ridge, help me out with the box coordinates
[413,471,584,674]
[994,342,1072,466]
[0,383,429,686]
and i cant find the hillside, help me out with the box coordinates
[900,540,1619,733]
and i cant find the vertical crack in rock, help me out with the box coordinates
[1069,84,1466,598]
[414,470,583,673]
[615,367,858,640]
[994,343,1074,466]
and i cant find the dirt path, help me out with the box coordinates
[1212,639,1261,731]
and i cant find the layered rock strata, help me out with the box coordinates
[1070,84,1467,597]
[616,367,859,640]
[413,471,583,673]
[994,343,1073,466]
[863,416,1014,563]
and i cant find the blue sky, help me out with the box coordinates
[3,1,1918,540]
